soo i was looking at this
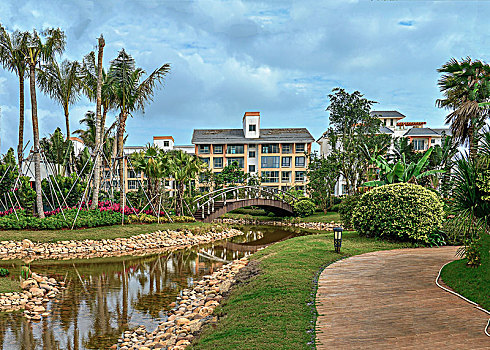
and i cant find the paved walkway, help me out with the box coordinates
[316,247,489,349]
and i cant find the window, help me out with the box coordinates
[262,171,279,183]
[282,157,292,168]
[164,141,170,147]
[128,180,138,190]
[249,151,256,158]
[227,145,244,154]
[342,184,348,195]
[295,171,305,182]
[431,139,435,144]
[295,144,305,153]
[249,124,256,132]
[281,171,291,183]
[164,179,170,187]
[295,156,306,167]
[198,145,210,154]
[200,157,210,165]
[390,119,394,127]
[128,170,137,178]
[412,139,426,151]
[213,157,223,168]
[249,165,256,173]
[262,144,279,153]
[261,156,280,168]
[227,157,244,168]
[213,145,223,154]
[282,144,292,154]
[249,144,256,149]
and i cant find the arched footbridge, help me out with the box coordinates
[192,186,297,223]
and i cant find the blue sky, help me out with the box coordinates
[0,0,489,153]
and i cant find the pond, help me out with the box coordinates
[0,225,304,350]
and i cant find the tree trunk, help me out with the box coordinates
[118,112,127,211]
[17,76,25,169]
[468,123,477,160]
[64,108,70,141]
[176,181,184,216]
[91,35,105,210]
[29,64,45,218]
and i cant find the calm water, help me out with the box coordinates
[0,226,302,350]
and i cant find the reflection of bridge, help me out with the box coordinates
[192,186,296,223]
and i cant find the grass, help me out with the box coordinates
[441,234,490,310]
[190,231,412,350]
[0,222,211,243]
[0,276,20,293]
[224,210,341,223]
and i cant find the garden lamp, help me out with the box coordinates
[333,227,343,253]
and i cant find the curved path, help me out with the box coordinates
[316,247,489,349]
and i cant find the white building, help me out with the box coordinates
[317,110,451,195]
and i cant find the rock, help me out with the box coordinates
[22,239,34,248]
[176,317,190,326]
[21,279,38,290]
[29,287,44,297]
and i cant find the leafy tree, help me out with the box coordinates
[40,127,72,176]
[325,88,388,194]
[22,28,65,218]
[307,153,340,213]
[436,57,490,159]
[108,49,170,208]
[0,26,29,167]
[213,161,246,187]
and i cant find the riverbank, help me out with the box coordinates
[189,230,413,350]
[0,225,243,261]
[215,218,340,231]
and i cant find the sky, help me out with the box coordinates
[0,0,489,154]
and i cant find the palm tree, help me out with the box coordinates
[436,57,490,159]
[169,150,205,216]
[22,28,65,218]
[0,26,29,167]
[37,58,81,139]
[40,127,72,176]
[108,48,170,208]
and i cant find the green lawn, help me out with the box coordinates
[190,231,412,350]
[0,222,211,243]
[297,211,340,223]
[441,234,490,310]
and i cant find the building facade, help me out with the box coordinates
[191,112,315,192]
[317,110,451,195]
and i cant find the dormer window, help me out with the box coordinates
[249,124,256,132]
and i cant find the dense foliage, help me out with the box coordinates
[338,194,360,229]
[307,153,340,212]
[352,183,444,244]
[41,173,86,209]
[293,199,316,217]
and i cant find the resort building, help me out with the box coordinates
[317,110,451,195]
[191,111,315,192]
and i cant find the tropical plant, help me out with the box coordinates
[37,58,81,139]
[40,127,72,176]
[0,25,29,167]
[363,147,444,187]
[108,49,170,207]
[41,173,86,209]
[353,183,445,244]
[21,28,65,218]
[436,57,490,159]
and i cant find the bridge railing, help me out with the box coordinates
[192,185,298,219]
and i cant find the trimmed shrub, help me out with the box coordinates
[352,183,444,244]
[338,194,361,228]
[0,268,9,277]
[293,199,316,217]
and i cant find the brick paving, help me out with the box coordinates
[316,247,490,349]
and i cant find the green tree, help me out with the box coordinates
[22,28,65,218]
[0,26,29,167]
[108,49,170,208]
[307,153,340,213]
[40,127,72,176]
[436,57,490,159]
[213,161,246,187]
[325,88,387,194]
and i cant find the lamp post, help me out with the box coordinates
[333,227,343,253]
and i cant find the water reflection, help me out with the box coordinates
[0,226,303,349]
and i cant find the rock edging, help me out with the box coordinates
[114,257,249,350]
[215,218,341,231]
[0,272,65,321]
[0,227,243,261]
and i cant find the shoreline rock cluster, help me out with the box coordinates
[0,226,243,261]
[114,257,249,350]
[215,217,341,231]
[0,272,65,321]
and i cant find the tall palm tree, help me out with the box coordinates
[436,57,490,159]
[37,58,81,139]
[108,48,170,208]
[22,28,65,218]
[0,26,29,167]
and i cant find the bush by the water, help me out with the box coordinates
[127,214,195,224]
[0,268,9,277]
[293,199,316,217]
[352,183,444,244]
[338,194,360,228]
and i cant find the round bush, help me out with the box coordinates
[352,183,444,243]
[338,194,361,228]
[294,199,316,217]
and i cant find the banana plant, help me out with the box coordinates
[363,147,445,187]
